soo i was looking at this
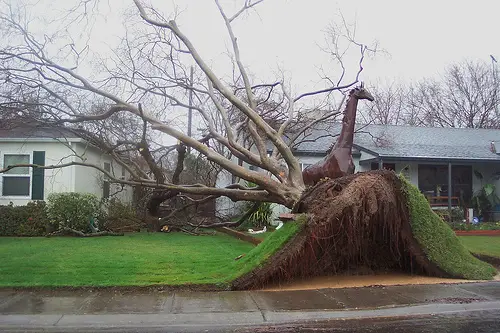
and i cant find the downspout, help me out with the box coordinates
[448,162,452,219]
[70,142,76,192]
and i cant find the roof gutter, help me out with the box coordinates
[352,143,382,159]
[0,137,85,143]
[359,155,500,164]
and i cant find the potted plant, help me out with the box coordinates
[471,170,500,222]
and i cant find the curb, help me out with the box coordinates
[1,301,500,330]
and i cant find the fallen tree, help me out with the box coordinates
[232,171,497,290]
[0,1,496,286]
[47,227,124,237]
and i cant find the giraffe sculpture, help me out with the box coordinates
[302,85,374,186]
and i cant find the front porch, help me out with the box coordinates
[361,159,500,222]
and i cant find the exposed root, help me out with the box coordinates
[232,170,448,290]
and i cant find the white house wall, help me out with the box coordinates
[0,141,75,206]
[215,169,245,218]
[359,150,377,163]
[73,142,133,203]
[296,153,367,173]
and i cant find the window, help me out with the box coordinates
[370,162,395,171]
[418,164,472,206]
[3,154,30,196]
[400,166,411,180]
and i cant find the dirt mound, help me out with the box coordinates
[231,170,495,290]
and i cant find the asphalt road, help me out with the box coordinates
[3,310,499,333]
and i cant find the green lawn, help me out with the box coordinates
[3,217,493,288]
[0,233,254,287]
[0,219,304,288]
[459,236,500,258]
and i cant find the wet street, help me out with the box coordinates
[7,310,497,332]
[235,310,500,333]
[1,282,500,332]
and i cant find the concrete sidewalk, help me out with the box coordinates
[1,282,500,330]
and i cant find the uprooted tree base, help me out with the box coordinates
[232,170,483,290]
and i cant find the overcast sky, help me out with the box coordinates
[16,0,500,94]
[31,0,499,93]
[125,0,500,90]
[7,0,500,140]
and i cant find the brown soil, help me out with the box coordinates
[262,272,474,291]
[232,171,449,290]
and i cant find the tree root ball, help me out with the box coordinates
[232,170,467,290]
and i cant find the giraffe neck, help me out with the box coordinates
[333,94,358,150]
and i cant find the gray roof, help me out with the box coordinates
[0,123,79,140]
[292,124,500,162]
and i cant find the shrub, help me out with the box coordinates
[435,207,465,223]
[238,181,275,229]
[47,193,101,233]
[101,198,144,232]
[0,204,22,236]
[0,201,48,236]
[247,202,274,228]
[450,221,500,231]
[18,201,49,236]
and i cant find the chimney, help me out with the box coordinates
[491,141,497,154]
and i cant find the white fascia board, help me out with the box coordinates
[0,137,85,143]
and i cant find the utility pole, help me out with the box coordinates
[491,55,498,80]
[187,66,194,153]
[491,55,499,128]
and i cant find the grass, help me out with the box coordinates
[459,236,500,258]
[0,218,305,288]
[0,232,254,287]
[4,194,494,288]
[228,217,305,281]
[402,176,497,280]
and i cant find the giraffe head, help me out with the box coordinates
[350,82,374,101]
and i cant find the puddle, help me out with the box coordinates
[262,272,494,291]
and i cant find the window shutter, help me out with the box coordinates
[103,162,111,199]
[32,151,45,200]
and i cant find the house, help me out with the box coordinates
[0,124,133,206]
[292,123,500,219]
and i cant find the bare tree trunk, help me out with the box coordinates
[147,144,187,217]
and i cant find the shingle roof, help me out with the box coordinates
[292,124,500,161]
[0,122,79,140]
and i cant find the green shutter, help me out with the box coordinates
[32,151,45,200]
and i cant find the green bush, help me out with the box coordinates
[101,198,143,232]
[239,181,275,229]
[247,202,274,228]
[434,207,465,223]
[47,193,101,233]
[0,201,48,236]
[18,201,49,236]
[451,221,500,231]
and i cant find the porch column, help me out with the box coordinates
[448,162,452,217]
[378,157,383,170]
